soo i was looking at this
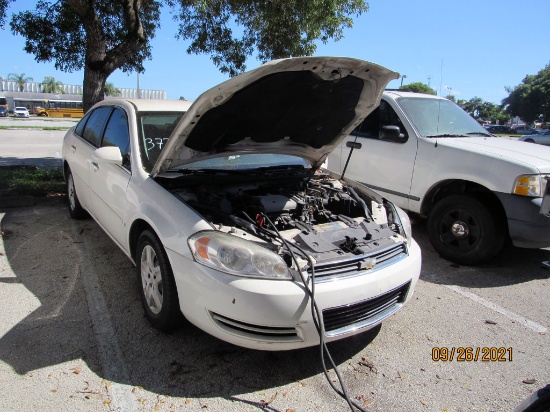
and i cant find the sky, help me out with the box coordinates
[1,0,549,104]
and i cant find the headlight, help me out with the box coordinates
[188,231,292,280]
[394,205,412,246]
[513,174,543,197]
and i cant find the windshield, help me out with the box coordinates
[171,154,309,172]
[138,112,185,172]
[398,97,489,138]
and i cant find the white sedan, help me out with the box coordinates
[520,130,550,146]
[13,106,30,118]
[62,57,421,350]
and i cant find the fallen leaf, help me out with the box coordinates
[103,400,111,405]
[485,320,497,325]
[523,378,537,384]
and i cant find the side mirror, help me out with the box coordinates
[379,125,405,142]
[93,146,123,165]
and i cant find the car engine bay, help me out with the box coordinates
[160,170,408,276]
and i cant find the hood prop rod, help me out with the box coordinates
[340,136,362,180]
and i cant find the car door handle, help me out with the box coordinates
[71,145,76,153]
[346,141,362,149]
[91,161,99,172]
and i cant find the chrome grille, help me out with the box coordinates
[306,242,407,280]
[322,281,411,336]
[211,313,303,343]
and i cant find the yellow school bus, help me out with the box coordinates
[36,99,84,118]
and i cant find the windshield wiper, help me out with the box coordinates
[169,168,247,175]
[466,132,491,137]
[256,164,307,174]
[426,134,464,138]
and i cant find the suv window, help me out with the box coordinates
[82,107,113,147]
[102,107,131,169]
[354,100,408,141]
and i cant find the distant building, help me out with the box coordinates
[0,78,166,113]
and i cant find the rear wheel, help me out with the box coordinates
[136,230,182,332]
[524,138,535,143]
[66,169,87,219]
[427,195,505,265]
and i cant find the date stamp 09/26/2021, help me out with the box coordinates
[432,347,513,362]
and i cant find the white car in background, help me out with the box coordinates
[62,57,421,350]
[13,106,30,118]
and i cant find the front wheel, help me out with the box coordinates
[427,195,505,265]
[136,230,182,332]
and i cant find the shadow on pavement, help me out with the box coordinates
[0,201,380,399]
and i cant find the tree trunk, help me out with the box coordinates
[82,66,107,113]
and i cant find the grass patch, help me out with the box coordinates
[0,167,65,197]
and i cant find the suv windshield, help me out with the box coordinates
[398,97,489,138]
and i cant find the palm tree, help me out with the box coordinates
[7,73,34,92]
[41,76,64,94]
[104,82,121,97]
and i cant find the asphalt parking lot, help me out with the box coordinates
[0,119,549,411]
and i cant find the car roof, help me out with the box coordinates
[92,98,193,112]
[382,90,444,101]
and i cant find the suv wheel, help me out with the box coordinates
[427,195,504,265]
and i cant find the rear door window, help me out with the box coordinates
[82,107,113,147]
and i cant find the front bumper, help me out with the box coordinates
[167,240,421,350]
[496,192,550,248]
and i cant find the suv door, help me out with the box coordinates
[328,98,417,210]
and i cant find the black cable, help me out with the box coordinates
[259,212,368,412]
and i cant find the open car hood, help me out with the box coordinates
[152,57,398,176]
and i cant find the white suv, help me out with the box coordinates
[328,90,550,265]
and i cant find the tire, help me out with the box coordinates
[66,169,87,219]
[525,139,535,143]
[427,195,505,265]
[514,384,550,412]
[136,230,182,332]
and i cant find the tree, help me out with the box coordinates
[401,82,437,95]
[41,76,65,93]
[104,82,121,97]
[7,72,33,92]
[7,0,369,112]
[0,0,12,28]
[502,63,550,124]
[462,97,508,124]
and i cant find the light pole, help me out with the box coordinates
[400,75,407,88]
